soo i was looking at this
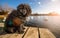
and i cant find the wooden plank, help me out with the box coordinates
[9,27,28,38]
[24,27,38,38]
[0,15,5,19]
[0,23,4,27]
[39,28,56,38]
[0,34,13,38]
[0,26,28,38]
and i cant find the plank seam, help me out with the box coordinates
[38,28,40,38]
[22,27,30,38]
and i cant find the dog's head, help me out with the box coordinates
[17,4,32,17]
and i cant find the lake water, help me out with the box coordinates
[29,16,60,38]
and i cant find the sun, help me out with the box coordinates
[51,0,56,2]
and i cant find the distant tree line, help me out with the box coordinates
[0,4,13,15]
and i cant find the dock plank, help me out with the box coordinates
[39,28,56,38]
[24,27,38,38]
[9,27,28,38]
[0,26,28,38]
[0,34,12,38]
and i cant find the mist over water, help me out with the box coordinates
[29,16,60,38]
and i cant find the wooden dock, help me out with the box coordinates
[0,23,56,38]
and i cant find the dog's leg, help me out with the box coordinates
[21,24,25,30]
[17,24,24,33]
[5,27,14,33]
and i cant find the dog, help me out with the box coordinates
[4,4,31,33]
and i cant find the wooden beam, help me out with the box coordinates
[24,27,38,38]
[39,28,56,38]
[0,26,28,38]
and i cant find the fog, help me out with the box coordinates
[28,16,60,38]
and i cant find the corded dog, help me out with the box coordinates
[4,4,31,33]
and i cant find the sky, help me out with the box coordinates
[0,0,60,14]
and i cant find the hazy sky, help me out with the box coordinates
[0,0,60,14]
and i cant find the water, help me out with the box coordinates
[29,16,60,38]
